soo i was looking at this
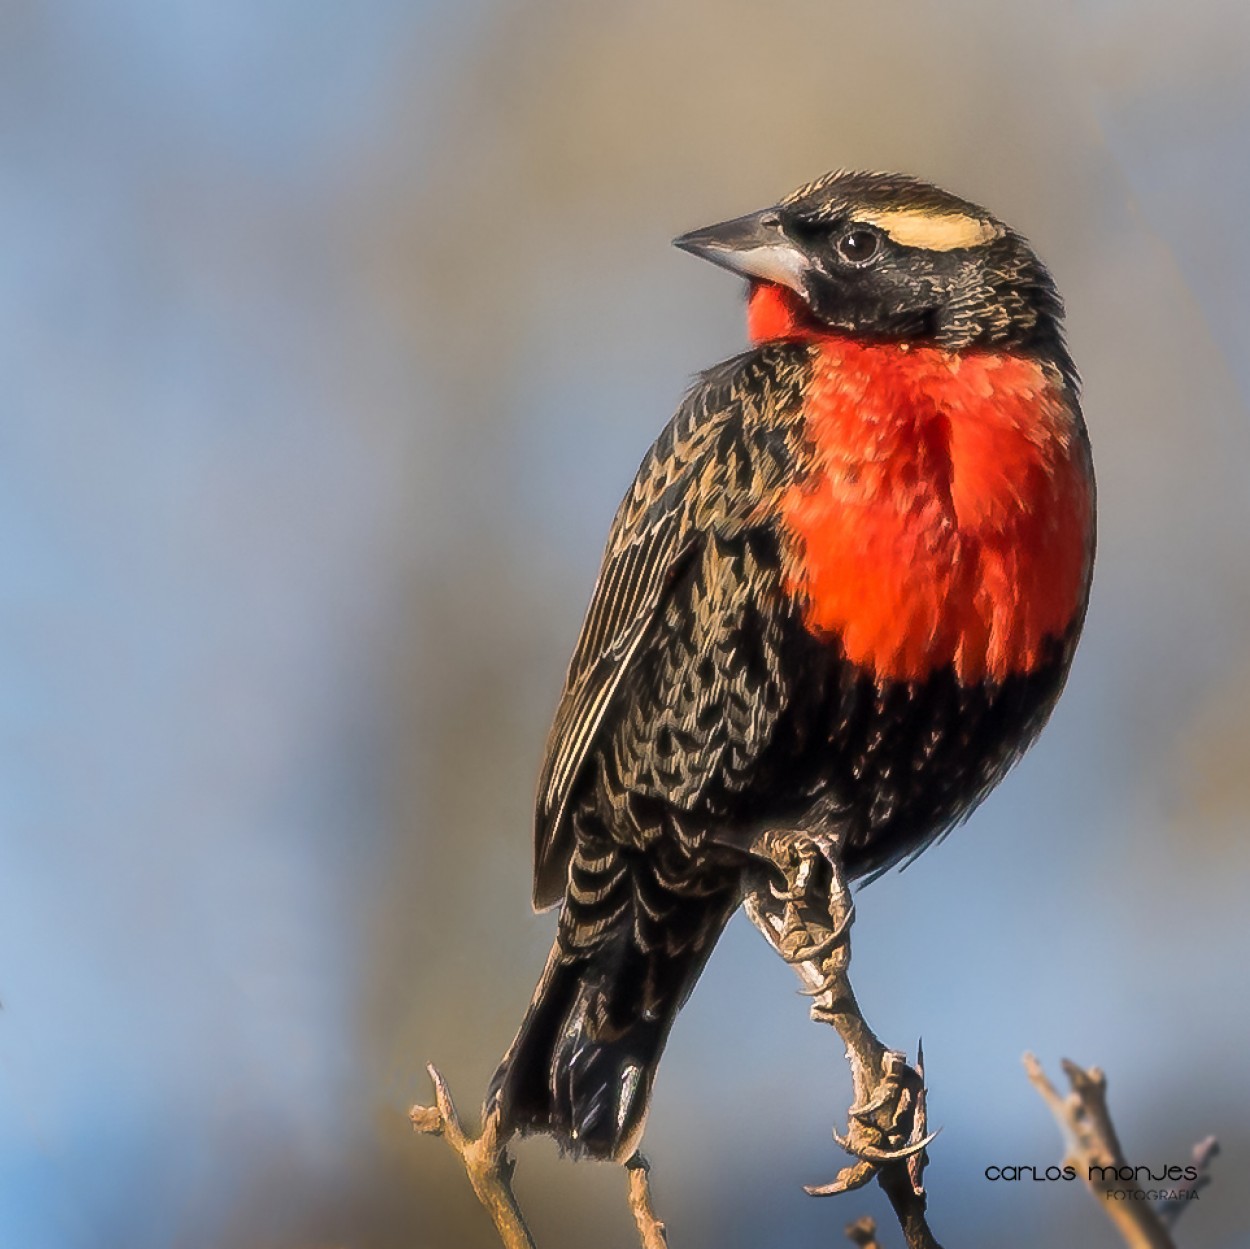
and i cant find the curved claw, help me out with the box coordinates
[796,972,839,998]
[830,1126,941,1165]
[769,880,804,902]
[844,1053,920,1121]
[830,899,856,941]
[805,1158,877,1197]
[807,1125,940,1196]
[849,1084,904,1122]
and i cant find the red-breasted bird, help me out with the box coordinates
[487,171,1095,1165]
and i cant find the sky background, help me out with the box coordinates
[2,2,1249,1246]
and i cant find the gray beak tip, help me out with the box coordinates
[671,229,715,258]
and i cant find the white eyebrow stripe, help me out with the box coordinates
[855,208,1003,251]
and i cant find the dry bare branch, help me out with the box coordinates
[875,1156,944,1249]
[413,1066,674,1249]
[412,1011,1218,1249]
[1024,1054,1216,1249]
[626,1154,669,1248]
[742,832,944,1249]
[410,1064,536,1249]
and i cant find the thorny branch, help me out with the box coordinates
[742,831,943,1249]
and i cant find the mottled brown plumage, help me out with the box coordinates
[488,171,1094,1163]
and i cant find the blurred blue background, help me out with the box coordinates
[2,2,1248,1246]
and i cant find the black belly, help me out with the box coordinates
[782,626,1072,880]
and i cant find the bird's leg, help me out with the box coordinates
[743,831,936,1198]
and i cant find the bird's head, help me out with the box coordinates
[674,170,1067,366]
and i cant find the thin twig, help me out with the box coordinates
[410,1064,536,1249]
[626,1154,669,1249]
[845,1214,884,1247]
[1024,1054,1218,1249]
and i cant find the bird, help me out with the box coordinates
[485,170,1095,1169]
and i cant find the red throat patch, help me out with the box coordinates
[760,302,1093,685]
[747,282,815,344]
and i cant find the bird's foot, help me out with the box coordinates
[807,1048,938,1197]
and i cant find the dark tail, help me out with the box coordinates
[486,883,734,1160]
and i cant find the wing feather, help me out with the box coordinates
[531,345,808,910]
[533,517,697,907]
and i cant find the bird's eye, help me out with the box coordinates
[835,228,882,266]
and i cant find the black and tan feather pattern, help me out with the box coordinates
[533,345,810,907]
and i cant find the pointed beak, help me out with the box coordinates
[673,208,812,295]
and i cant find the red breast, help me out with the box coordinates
[750,283,1094,686]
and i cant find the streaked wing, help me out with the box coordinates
[530,345,808,910]
[533,510,698,908]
